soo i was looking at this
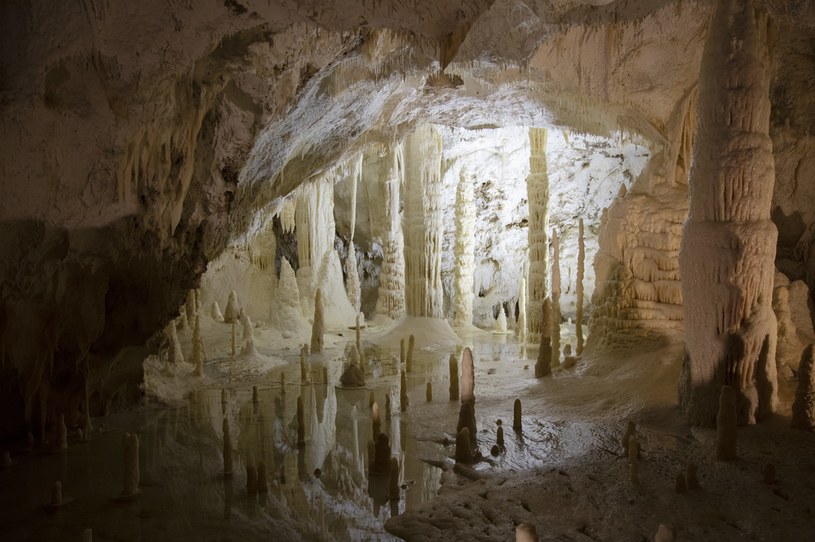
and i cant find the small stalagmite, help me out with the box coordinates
[297,395,306,448]
[457,401,477,442]
[400,370,409,412]
[211,301,223,322]
[300,345,308,384]
[340,362,365,388]
[516,523,539,542]
[257,461,268,493]
[513,399,522,432]
[167,320,184,365]
[223,418,233,476]
[449,353,459,401]
[122,433,140,498]
[406,334,415,373]
[655,524,675,542]
[551,230,562,367]
[426,382,432,402]
[372,402,381,438]
[224,290,240,323]
[792,344,815,431]
[311,288,325,353]
[716,385,738,460]
[240,309,253,341]
[57,413,68,450]
[461,347,475,404]
[389,457,400,500]
[455,427,472,462]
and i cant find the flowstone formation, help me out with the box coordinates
[679,0,779,426]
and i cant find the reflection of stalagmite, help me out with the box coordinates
[449,353,459,401]
[551,230,562,367]
[246,452,258,495]
[192,315,205,376]
[679,0,778,426]
[403,124,444,317]
[527,128,550,338]
[389,457,400,500]
[576,218,585,355]
[122,433,140,497]
[297,395,306,448]
[461,347,474,404]
[453,167,476,327]
[400,370,408,412]
[230,322,237,357]
[222,418,233,475]
[257,461,268,493]
[406,334,415,373]
[346,243,361,313]
[356,314,362,353]
[426,382,432,402]
[311,289,324,353]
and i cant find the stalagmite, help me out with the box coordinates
[655,524,675,542]
[223,418,233,475]
[716,386,738,460]
[551,230,562,367]
[221,388,227,412]
[57,413,67,450]
[774,281,803,372]
[526,128,550,338]
[453,166,476,327]
[355,314,362,353]
[576,218,585,355]
[679,0,779,426]
[345,243,361,313]
[513,399,522,432]
[461,347,474,404]
[224,290,240,323]
[178,306,188,330]
[240,309,253,341]
[455,427,472,463]
[340,361,365,388]
[166,321,184,365]
[311,289,324,353]
[449,353,459,401]
[518,276,527,342]
[495,307,508,333]
[192,315,204,377]
[372,402,381,438]
[456,402,477,443]
[426,382,432,402]
[280,372,286,394]
[629,436,640,484]
[300,345,308,384]
[295,175,337,318]
[400,370,408,412]
[403,124,444,317]
[297,395,305,448]
[535,298,553,378]
[389,457,400,500]
[791,345,815,431]
[516,523,539,542]
[121,433,139,498]
[210,301,223,322]
[273,258,307,338]
[186,290,198,324]
[496,426,504,448]
[406,334,415,373]
[374,144,406,319]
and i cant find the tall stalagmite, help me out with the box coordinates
[526,128,549,338]
[576,219,585,355]
[453,166,476,327]
[346,153,362,313]
[371,144,406,319]
[403,124,444,318]
[295,175,336,319]
[551,230,562,367]
[679,0,778,425]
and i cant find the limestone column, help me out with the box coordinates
[526,128,550,338]
[295,174,336,319]
[370,144,406,319]
[679,0,778,426]
[453,166,476,327]
[403,124,444,318]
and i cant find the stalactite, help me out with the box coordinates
[374,144,406,319]
[526,128,550,339]
[551,230,562,367]
[403,124,444,318]
[453,167,476,327]
[576,219,585,355]
[679,0,778,426]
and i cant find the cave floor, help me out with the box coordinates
[1,318,814,541]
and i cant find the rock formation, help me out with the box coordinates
[449,353,459,401]
[453,167,476,327]
[576,218,585,355]
[535,298,553,378]
[513,399,522,432]
[372,144,406,319]
[551,230,562,367]
[792,345,815,431]
[224,291,241,324]
[527,128,550,339]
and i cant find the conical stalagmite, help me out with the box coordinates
[716,386,738,460]
[461,347,474,404]
[211,301,223,322]
[311,289,324,353]
[224,290,240,323]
